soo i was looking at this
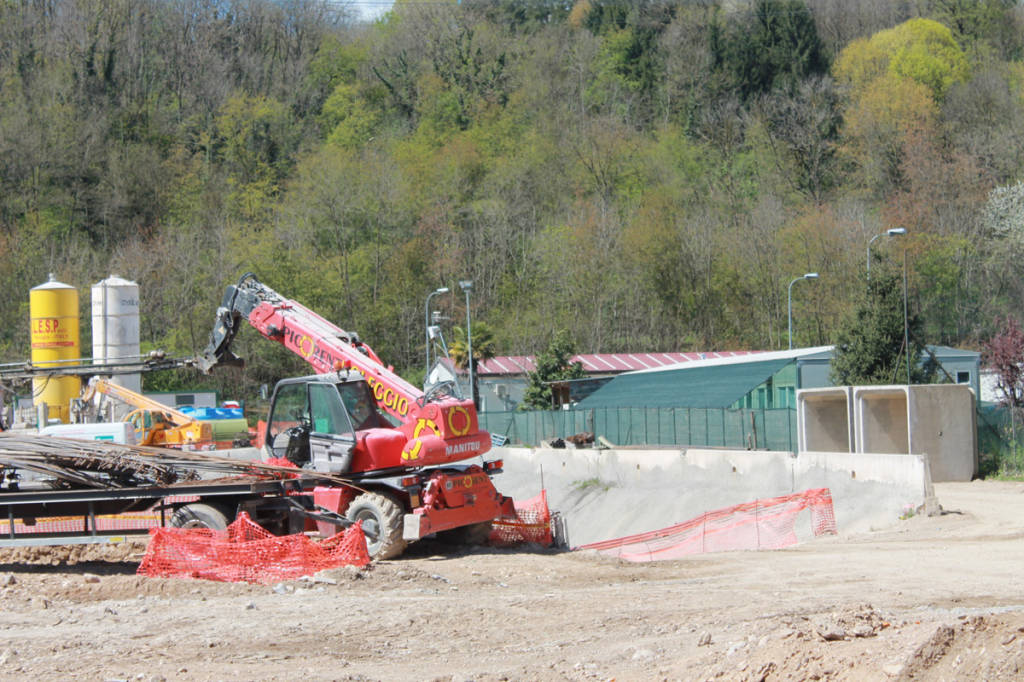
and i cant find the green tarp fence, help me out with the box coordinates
[479,406,797,451]
[977,403,1024,475]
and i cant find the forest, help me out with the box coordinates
[1,0,1023,399]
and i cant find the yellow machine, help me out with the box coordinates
[81,378,214,449]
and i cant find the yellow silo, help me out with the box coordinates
[30,274,81,424]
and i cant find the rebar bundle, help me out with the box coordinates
[0,433,319,490]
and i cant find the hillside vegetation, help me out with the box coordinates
[2,0,1023,397]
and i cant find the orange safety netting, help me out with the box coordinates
[577,487,837,562]
[489,490,553,546]
[137,512,371,583]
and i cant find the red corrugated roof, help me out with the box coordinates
[475,351,765,376]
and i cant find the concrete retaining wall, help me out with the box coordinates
[491,445,934,548]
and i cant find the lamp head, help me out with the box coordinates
[434,286,449,294]
[805,272,819,280]
[887,227,907,236]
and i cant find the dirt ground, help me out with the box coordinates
[2,480,1024,681]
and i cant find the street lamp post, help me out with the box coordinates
[424,287,449,376]
[867,227,907,276]
[788,273,819,350]
[903,249,911,385]
[459,280,474,408]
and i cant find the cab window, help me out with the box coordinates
[309,383,353,436]
[337,382,382,431]
[268,383,308,443]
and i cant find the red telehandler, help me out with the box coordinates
[197,273,515,558]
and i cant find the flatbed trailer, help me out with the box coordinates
[0,429,507,555]
[0,477,330,548]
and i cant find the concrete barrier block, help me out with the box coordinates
[853,384,977,482]
[797,451,930,493]
[796,386,855,453]
[682,448,794,475]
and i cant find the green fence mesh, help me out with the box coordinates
[977,404,1024,476]
[483,404,999,469]
[479,407,797,451]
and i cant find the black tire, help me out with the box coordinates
[346,492,407,560]
[170,503,231,530]
[436,521,493,546]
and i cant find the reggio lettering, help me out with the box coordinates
[365,376,409,417]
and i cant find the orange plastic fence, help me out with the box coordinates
[137,512,371,583]
[577,487,837,562]
[489,490,553,546]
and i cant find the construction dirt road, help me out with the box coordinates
[1,480,1024,681]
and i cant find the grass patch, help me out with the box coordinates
[980,470,1024,482]
[571,477,615,492]
[978,450,1024,480]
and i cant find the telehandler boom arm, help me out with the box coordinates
[200,273,491,466]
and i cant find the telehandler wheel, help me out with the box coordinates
[170,503,231,530]
[346,492,407,560]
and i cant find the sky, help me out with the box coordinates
[350,0,396,22]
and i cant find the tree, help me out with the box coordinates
[449,321,497,406]
[833,18,969,101]
[758,75,841,201]
[978,181,1024,320]
[216,93,296,188]
[521,331,587,409]
[583,3,676,124]
[924,0,1023,62]
[323,83,381,149]
[467,0,571,33]
[830,263,930,386]
[836,73,938,195]
[944,67,1024,186]
[449,321,497,371]
[809,0,916,58]
[982,317,1024,407]
[711,0,829,101]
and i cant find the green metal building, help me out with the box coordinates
[577,345,980,411]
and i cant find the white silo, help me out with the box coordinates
[91,275,142,395]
